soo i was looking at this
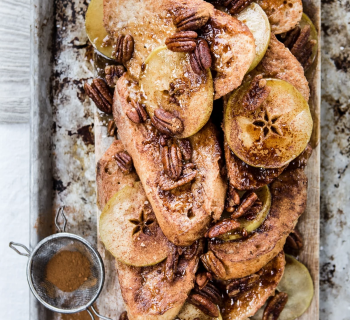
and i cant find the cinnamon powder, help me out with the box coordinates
[45,250,91,292]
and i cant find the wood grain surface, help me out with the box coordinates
[0,0,30,123]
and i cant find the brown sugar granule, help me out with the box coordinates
[46,250,91,292]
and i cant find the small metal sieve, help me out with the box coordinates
[9,208,112,320]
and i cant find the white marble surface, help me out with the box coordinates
[0,123,30,320]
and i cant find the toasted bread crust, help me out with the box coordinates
[209,168,307,280]
[247,34,309,101]
[116,242,203,320]
[96,140,139,210]
[113,75,226,246]
[256,0,303,34]
[202,9,256,99]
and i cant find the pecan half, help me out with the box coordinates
[126,99,148,124]
[115,151,133,174]
[285,229,303,250]
[165,31,198,52]
[263,292,288,320]
[173,7,210,31]
[205,219,241,238]
[226,273,260,297]
[159,169,197,191]
[162,144,183,180]
[193,282,223,306]
[188,293,219,318]
[201,251,226,279]
[281,25,316,69]
[225,184,241,213]
[196,272,212,290]
[105,65,125,87]
[107,120,116,137]
[84,78,113,114]
[231,191,258,219]
[177,139,192,161]
[113,35,134,64]
[244,199,263,220]
[181,240,201,260]
[221,0,254,15]
[164,244,180,282]
[190,39,212,75]
[241,74,271,112]
[151,108,184,136]
[119,311,128,320]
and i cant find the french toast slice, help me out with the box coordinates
[246,34,310,101]
[205,168,307,280]
[201,9,256,100]
[256,0,303,34]
[116,241,204,320]
[113,74,226,246]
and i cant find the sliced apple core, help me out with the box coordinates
[177,302,222,320]
[220,185,271,241]
[85,0,113,58]
[225,78,313,168]
[140,46,214,138]
[99,182,170,267]
[236,3,271,72]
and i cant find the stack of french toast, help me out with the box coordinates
[84,0,318,318]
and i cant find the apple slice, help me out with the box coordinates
[85,0,113,58]
[177,303,222,320]
[224,78,313,168]
[236,3,271,72]
[299,13,318,67]
[99,182,171,267]
[219,185,271,241]
[140,46,214,138]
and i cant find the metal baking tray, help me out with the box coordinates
[30,0,320,319]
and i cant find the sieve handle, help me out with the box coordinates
[88,305,113,320]
[9,242,31,257]
[55,207,67,233]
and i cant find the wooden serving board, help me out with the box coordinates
[94,1,321,319]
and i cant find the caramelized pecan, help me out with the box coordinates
[281,25,316,69]
[221,0,254,15]
[201,251,226,279]
[194,282,223,306]
[173,7,210,31]
[165,31,198,52]
[159,169,197,191]
[196,272,212,290]
[226,273,260,297]
[244,199,263,220]
[84,78,113,114]
[241,74,271,112]
[285,229,303,250]
[107,120,116,137]
[177,139,192,161]
[205,219,241,238]
[188,293,219,318]
[119,311,128,320]
[115,151,133,174]
[190,39,212,75]
[263,292,288,320]
[231,191,259,219]
[151,108,184,136]
[181,240,201,260]
[225,184,241,213]
[126,99,148,124]
[162,144,183,180]
[105,65,125,87]
[164,244,180,282]
[113,35,134,64]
